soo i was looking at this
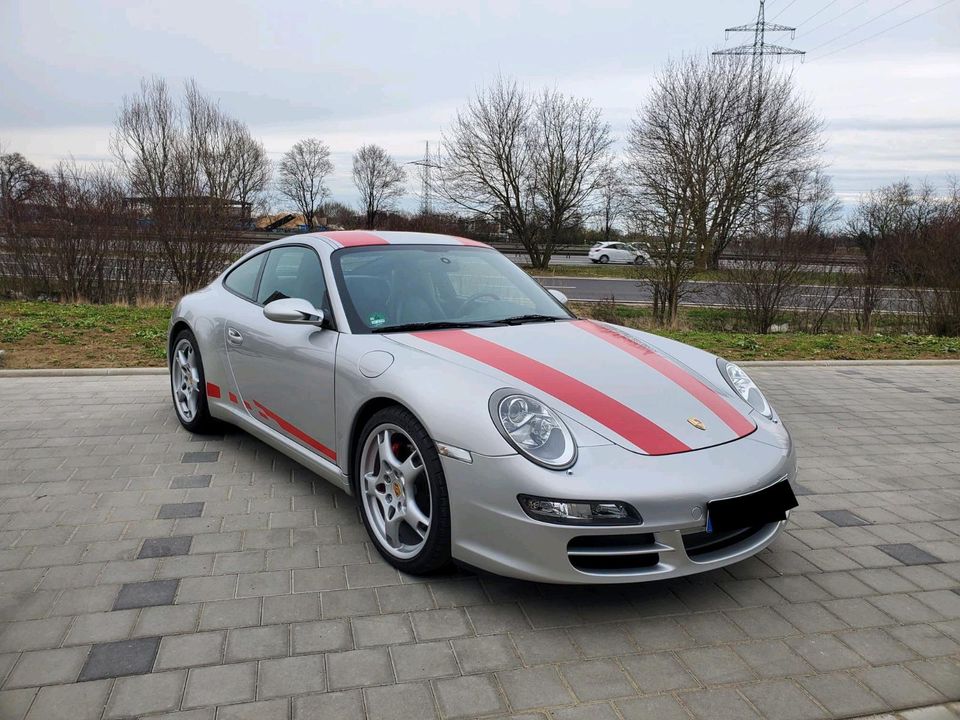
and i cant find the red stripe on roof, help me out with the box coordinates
[454,236,491,248]
[205,382,221,399]
[574,321,756,437]
[252,400,337,461]
[323,231,389,247]
[413,329,689,456]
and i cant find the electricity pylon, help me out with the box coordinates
[713,0,805,76]
[408,141,441,215]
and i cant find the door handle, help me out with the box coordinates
[227,327,244,345]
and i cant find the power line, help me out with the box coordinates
[795,0,841,27]
[799,0,869,37]
[811,0,957,59]
[770,0,799,20]
[807,0,915,51]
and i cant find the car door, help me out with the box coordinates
[224,245,340,464]
[608,243,627,263]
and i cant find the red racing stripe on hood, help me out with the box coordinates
[413,329,690,455]
[322,231,389,247]
[574,321,756,437]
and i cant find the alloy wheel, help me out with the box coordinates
[172,338,201,422]
[359,423,432,559]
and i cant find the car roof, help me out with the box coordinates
[297,230,490,251]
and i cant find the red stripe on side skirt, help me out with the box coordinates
[322,231,389,247]
[205,382,221,399]
[252,400,337,461]
[413,330,690,456]
[574,321,756,437]
[228,392,238,404]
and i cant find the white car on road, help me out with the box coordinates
[588,241,651,265]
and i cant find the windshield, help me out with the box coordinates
[331,245,573,333]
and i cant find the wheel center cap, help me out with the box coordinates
[392,481,403,497]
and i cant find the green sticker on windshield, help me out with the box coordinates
[369,312,386,327]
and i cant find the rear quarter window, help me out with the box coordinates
[224,253,266,300]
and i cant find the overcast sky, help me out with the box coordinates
[2,0,958,213]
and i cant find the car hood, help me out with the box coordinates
[387,319,756,456]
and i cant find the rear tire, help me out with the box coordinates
[170,328,219,434]
[599,254,609,264]
[354,406,452,575]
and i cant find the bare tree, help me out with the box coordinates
[595,162,626,243]
[111,77,260,294]
[723,168,842,333]
[352,144,406,229]
[438,76,611,268]
[277,138,333,229]
[0,150,48,231]
[630,56,823,271]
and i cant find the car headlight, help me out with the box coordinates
[489,390,577,469]
[717,359,772,418]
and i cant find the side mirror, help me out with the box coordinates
[547,289,569,306]
[263,298,325,327]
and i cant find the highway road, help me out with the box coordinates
[533,274,921,313]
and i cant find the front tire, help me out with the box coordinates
[354,406,452,575]
[170,328,219,434]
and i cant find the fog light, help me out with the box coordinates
[518,495,641,525]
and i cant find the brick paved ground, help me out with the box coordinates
[0,364,958,720]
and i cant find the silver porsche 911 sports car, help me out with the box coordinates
[168,230,797,583]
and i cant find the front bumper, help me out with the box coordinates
[442,433,796,584]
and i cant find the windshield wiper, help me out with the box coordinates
[497,314,562,325]
[371,320,501,334]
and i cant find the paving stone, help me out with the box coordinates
[155,630,225,670]
[78,636,160,681]
[258,654,326,698]
[181,451,220,464]
[322,588,380,619]
[134,603,200,636]
[433,673,506,719]
[137,535,193,558]
[225,624,289,661]
[512,628,580,665]
[678,687,760,720]
[619,650,698,694]
[64,609,139,645]
[327,647,395,690]
[114,578,179,609]
[158,502,205,519]
[376,583,435,613]
[677,645,756,685]
[217,699,289,720]
[197,598,261,630]
[741,678,829,720]
[733,639,816,679]
[878,543,944,565]
[24,679,112,720]
[410,608,473,641]
[293,689,364,720]
[3,645,90,688]
[838,627,918,664]
[182,661,257,708]
[497,666,575,711]
[906,658,960,698]
[391,640,460,681]
[560,658,636,701]
[0,688,38,720]
[566,622,637,657]
[799,672,888,717]
[817,509,870,526]
[104,669,187,718]
[262,592,319,623]
[452,634,521,673]
[364,681,438,720]
[617,694,692,720]
[353,613,415,647]
[291,619,353,654]
[855,664,945,707]
[171,474,212,489]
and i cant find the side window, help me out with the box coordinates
[257,246,329,313]
[224,253,266,300]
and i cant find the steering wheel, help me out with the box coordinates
[458,292,500,315]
